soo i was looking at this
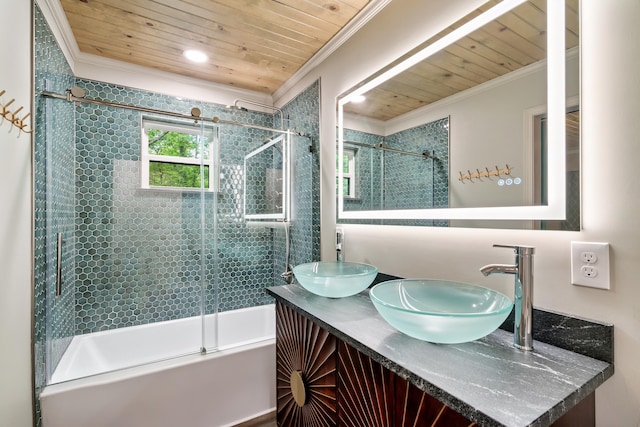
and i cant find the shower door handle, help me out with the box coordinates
[56,232,62,296]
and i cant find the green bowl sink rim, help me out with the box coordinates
[369,279,513,317]
[293,261,379,278]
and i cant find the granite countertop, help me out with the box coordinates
[267,284,614,427]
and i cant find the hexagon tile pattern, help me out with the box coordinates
[340,117,449,227]
[72,79,284,334]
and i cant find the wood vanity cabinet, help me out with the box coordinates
[275,301,594,427]
[276,302,472,426]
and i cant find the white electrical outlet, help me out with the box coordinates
[580,265,598,278]
[581,252,597,264]
[571,242,610,289]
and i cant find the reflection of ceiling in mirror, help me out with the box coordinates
[344,0,579,122]
[566,110,580,151]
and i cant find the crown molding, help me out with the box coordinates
[343,113,386,136]
[272,0,392,103]
[73,52,272,107]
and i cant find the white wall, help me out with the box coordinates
[0,0,34,426]
[277,0,640,425]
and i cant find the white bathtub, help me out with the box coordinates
[40,304,276,427]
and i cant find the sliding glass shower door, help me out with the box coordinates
[37,99,221,385]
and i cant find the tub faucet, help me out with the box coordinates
[480,244,535,351]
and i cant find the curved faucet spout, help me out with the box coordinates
[480,263,518,276]
[481,245,535,351]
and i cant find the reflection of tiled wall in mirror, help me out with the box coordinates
[342,117,449,214]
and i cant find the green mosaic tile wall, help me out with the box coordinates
[340,118,450,227]
[279,80,321,267]
[343,128,384,212]
[385,117,450,210]
[34,3,319,355]
[72,79,291,334]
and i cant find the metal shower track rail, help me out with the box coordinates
[342,139,437,160]
[39,87,292,135]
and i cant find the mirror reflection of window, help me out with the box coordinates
[338,148,357,198]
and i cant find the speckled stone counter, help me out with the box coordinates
[267,284,614,427]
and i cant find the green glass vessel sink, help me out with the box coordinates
[369,279,513,344]
[293,261,378,298]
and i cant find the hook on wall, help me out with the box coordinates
[458,164,513,184]
[1,88,32,134]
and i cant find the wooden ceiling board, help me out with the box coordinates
[61,0,371,94]
[68,12,300,77]
[384,68,455,101]
[144,0,321,57]
[60,0,578,104]
[344,0,584,123]
[66,21,290,92]
[75,40,283,92]
[566,110,579,150]
[70,0,317,60]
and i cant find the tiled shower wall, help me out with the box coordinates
[385,117,450,210]
[279,80,321,269]
[341,118,450,226]
[34,6,76,390]
[34,2,318,386]
[71,78,284,334]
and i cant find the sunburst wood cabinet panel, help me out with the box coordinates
[337,342,395,426]
[338,342,474,427]
[393,375,476,427]
[276,302,338,426]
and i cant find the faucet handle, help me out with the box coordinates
[492,244,535,255]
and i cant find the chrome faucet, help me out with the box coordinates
[336,228,344,262]
[480,245,535,351]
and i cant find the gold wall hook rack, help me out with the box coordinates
[458,164,513,184]
[1,88,33,134]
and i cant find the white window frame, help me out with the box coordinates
[141,116,218,192]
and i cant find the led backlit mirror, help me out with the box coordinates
[337,0,579,226]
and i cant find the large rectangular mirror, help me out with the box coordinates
[337,0,579,226]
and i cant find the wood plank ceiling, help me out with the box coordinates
[60,0,371,94]
[344,0,580,122]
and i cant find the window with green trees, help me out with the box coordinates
[141,117,217,191]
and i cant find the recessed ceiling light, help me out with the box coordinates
[350,95,366,103]
[183,50,208,63]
